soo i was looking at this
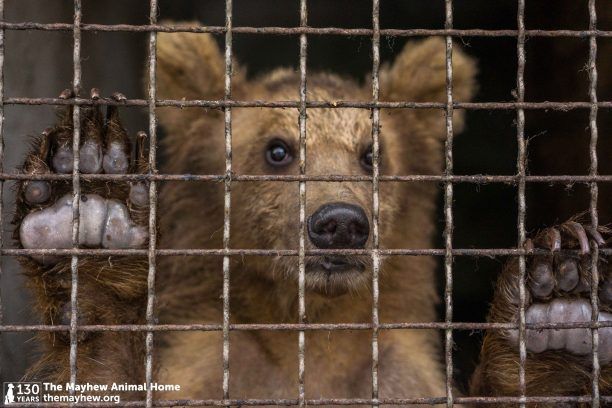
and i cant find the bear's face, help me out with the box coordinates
[156,30,477,297]
[230,75,385,295]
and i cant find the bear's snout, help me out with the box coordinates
[307,202,369,249]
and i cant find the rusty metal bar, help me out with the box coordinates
[3,247,611,257]
[3,395,612,407]
[0,22,611,38]
[297,0,308,407]
[3,320,612,333]
[370,1,381,406]
[222,0,233,404]
[443,0,455,406]
[515,0,527,406]
[2,173,612,183]
[4,97,612,110]
[145,0,159,407]
[69,0,83,394]
[588,1,600,406]
[0,0,4,383]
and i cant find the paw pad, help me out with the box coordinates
[15,89,151,265]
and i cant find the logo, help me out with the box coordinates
[3,382,42,404]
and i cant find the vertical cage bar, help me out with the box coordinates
[222,0,233,404]
[69,0,83,392]
[145,0,159,407]
[443,1,454,406]
[370,1,381,407]
[515,0,527,406]
[587,1,600,407]
[297,0,308,407]
[0,0,4,382]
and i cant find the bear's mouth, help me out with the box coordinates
[302,256,370,296]
[306,256,366,274]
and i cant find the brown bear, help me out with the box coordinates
[14,27,611,406]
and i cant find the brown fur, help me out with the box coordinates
[470,231,612,407]
[152,28,475,402]
[19,22,605,406]
[13,105,150,398]
[15,18,612,399]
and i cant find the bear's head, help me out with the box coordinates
[156,27,477,298]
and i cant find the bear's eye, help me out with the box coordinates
[361,144,373,171]
[266,139,293,167]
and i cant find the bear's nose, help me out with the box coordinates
[307,202,370,249]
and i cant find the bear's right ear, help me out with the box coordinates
[379,38,477,135]
[155,24,246,131]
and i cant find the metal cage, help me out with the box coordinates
[0,0,611,407]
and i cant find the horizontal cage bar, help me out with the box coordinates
[2,248,610,257]
[2,320,612,333]
[3,173,612,183]
[0,22,611,38]
[4,97,612,109]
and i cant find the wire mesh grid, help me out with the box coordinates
[0,0,611,407]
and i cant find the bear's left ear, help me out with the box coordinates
[154,22,247,136]
[379,37,477,134]
[156,22,246,101]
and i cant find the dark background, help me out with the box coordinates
[1,0,610,394]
